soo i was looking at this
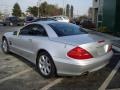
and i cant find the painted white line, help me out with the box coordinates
[98,60,120,90]
[113,46,120,52]
[107,88,120,90]
[114,53,120,56]
[40,78,63,90]
[0,68,32,84]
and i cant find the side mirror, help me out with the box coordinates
[13,31,18,35]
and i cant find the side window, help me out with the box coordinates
[19,24,48,36]
[19,25,31,35]
[35,25,48,36]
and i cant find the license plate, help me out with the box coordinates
[97,46,105,56]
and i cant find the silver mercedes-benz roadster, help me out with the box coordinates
[2,21,113,78]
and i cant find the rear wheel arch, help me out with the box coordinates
[36,49,56,66]
[36,49,57,77]
[36,49,50,59]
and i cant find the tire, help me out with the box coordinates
[1,38,10,54]
[36,52,56,78]
[3,23,7,26]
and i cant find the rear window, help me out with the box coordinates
[49,23,87,37]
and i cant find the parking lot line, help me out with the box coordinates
[98,60,120,90]
[0,68,32,84]
[114,53,120,56]
[113,46,120,52]
[40,78,63,90]
[107,88,120,90]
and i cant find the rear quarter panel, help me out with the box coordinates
[31,37,74,60]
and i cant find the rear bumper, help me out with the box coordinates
[53,51,113,76]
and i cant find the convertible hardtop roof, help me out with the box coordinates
[33,21,57,24]
[33,21,69,25]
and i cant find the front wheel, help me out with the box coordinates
[37,52,56,78]
[2,38,9,54]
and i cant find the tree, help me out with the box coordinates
[70,5,74,18]
[46,5,56,16]
[27,6,38,17]
[12,3,22,17]
[59,8,63,15]
[66,4,70,17]
[21,12,26,17]
[27,1,64,17]
[0,11,2,19]
[40,2,48,16]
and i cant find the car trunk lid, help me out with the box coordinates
[50,34,111,57]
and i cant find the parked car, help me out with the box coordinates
[2,21,113,78]
[24,16,34,25]
[24,17,57,25]
[0,20,3,26]
[80,19,96,29]
[31,17,57,22]
[52,16,69,23]
[2,16,24,26]
[69,19,76,24]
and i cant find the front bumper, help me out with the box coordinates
[53,51,113,76]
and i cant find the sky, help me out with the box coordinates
[0,0,92,16]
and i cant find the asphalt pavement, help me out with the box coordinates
[0,26,120,90]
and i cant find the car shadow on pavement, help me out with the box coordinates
[8,52,40,74]
[5,49,120,81]
[8,52,60,79]
[1,50,119,90]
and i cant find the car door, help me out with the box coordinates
[10,25,34,59]
[10,24,48,62]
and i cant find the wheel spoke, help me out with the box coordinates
[39,58,44,65]
[41,55,46,62]
[41,67,45,74]
[44,68,48,75]
[46,67,50,73]
[46,61,51,67]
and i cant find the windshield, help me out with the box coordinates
[49,23,87,37]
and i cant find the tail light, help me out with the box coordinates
[67,47,93,60]
[107,45,112,52]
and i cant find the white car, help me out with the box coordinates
[52,16,69,23]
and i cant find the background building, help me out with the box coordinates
[92,0,120,33]
[92,0,99,23]
[102,0,120,33]
[88,7,93,20]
